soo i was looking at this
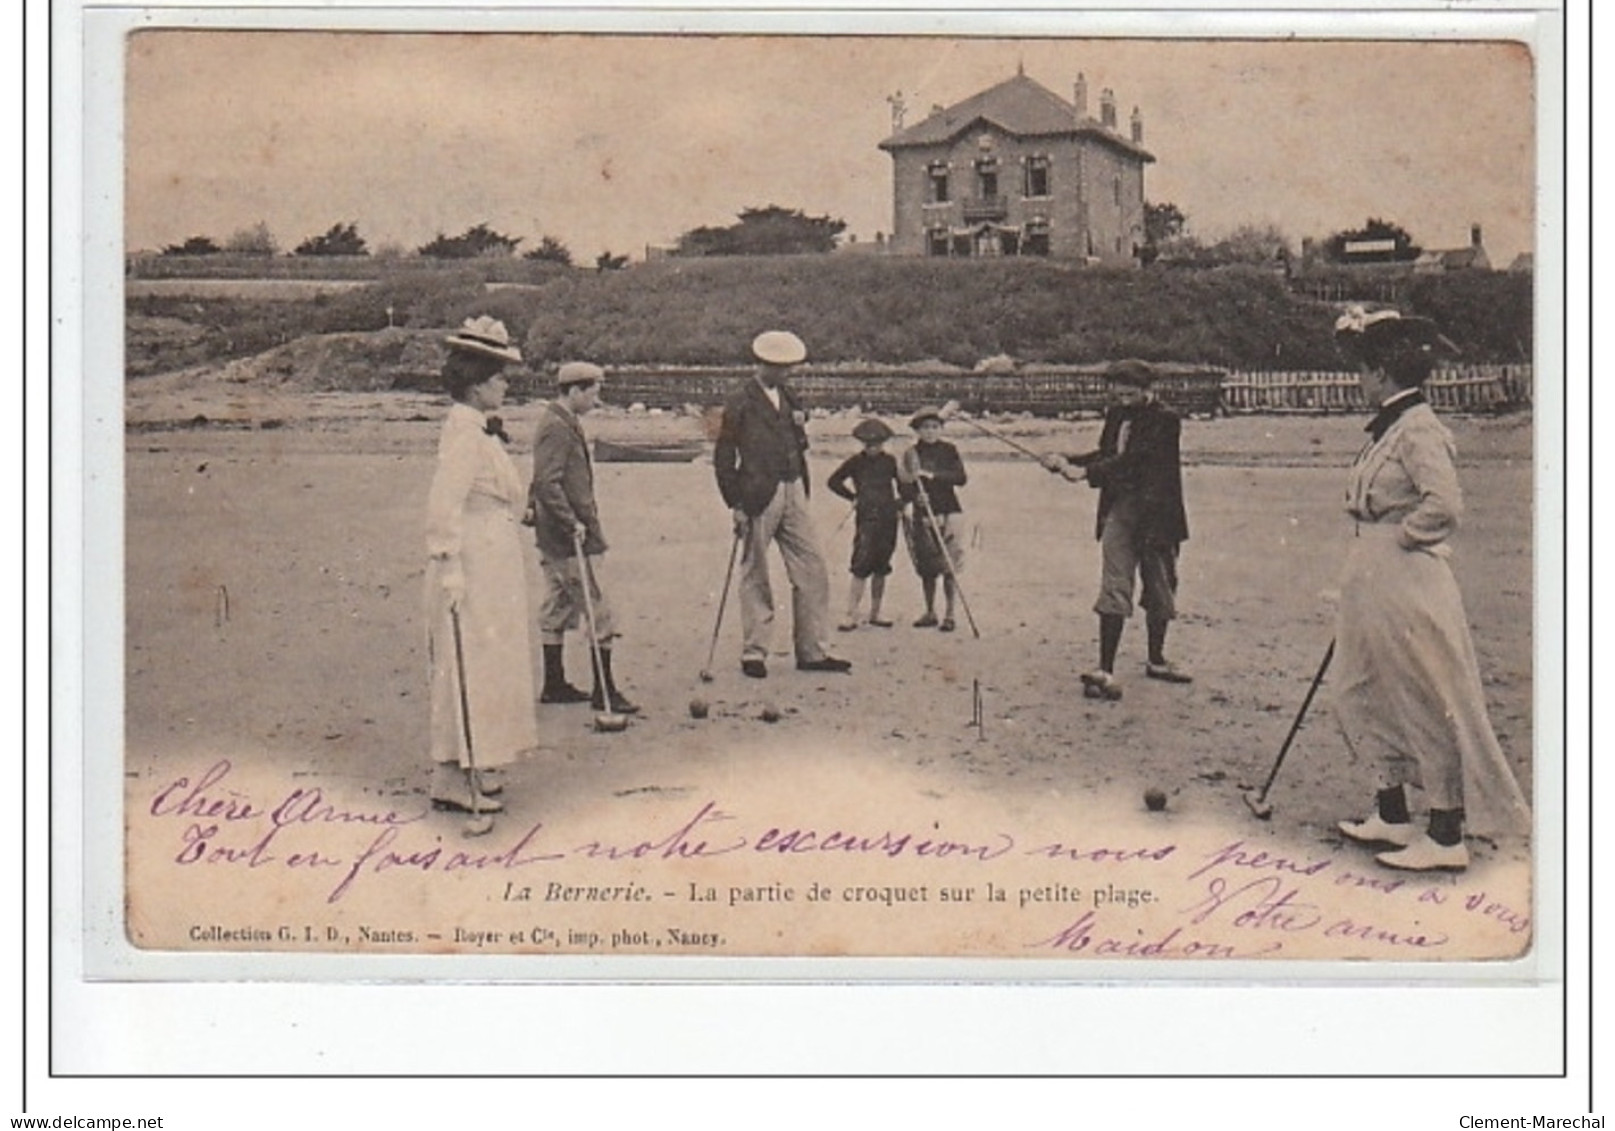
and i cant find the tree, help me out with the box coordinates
[294,222,369,257]
[160,235,222,256]
[595,250,630,272]
[522,235,573,265]
[1207,223,1292,266]
[674,205,846,257]
[224,221,278,256]
[417,223,521,259]
[1144,201,1187,246]
[1325,217,1421,263]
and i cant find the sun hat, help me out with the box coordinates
[752,330,808,366]
[556,361,605,389]
[445,316,523,364]
[852,418,894,444]
[1333,306,1459,369]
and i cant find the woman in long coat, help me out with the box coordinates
[1331,308,1531,871]
[424,317,539,818]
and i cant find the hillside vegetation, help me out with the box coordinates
[126,256,1532,378]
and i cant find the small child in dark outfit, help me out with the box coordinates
[899,407,968,632]
[827,418,901,630]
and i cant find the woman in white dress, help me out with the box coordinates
[424,317,539,819]
[1331,308,1531,871]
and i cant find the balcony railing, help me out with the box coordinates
[960,195,1008,222]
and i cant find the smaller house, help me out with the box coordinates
[1413,224,1491,274]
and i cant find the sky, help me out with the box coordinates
[123,32,1538,265]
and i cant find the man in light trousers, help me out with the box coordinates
[713,331,850,679]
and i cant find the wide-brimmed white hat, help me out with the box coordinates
[752,330,807,366]
[445,316,523,364]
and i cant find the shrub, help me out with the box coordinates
[126,256,1532,377]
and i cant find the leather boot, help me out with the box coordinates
[540,643,591,704]
[591,647,640,714]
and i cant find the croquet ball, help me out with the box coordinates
[759,704,781,724]
[1144,788,1168,812]
[688,698,710,719]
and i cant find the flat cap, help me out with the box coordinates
[909,406,945,430]
[752,330,807,366]
[1106,359,1155,387]
[556,361,605,388]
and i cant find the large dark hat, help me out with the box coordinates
[444,316,522,364]
[1106,359,1156,387]
[1333,306,1459,369]
[852,417,894,444]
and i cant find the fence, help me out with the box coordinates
[599,365,1229,417]
[597,364,1529,417]
[1220,365,1532,414]
[126,254,570,285]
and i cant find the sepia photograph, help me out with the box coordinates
[105,26,1547,971]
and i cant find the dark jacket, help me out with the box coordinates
[1069,400,1188,545]
[714,376,811,516]
[529,401,607,559]
[827,450,900,516]
[898,440,967,515]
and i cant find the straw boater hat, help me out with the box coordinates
[1106,359,1156,387]
[752,330,807,366]
[909,407,945,430]
[852,417,894,444]
[556,361,605,389]
[444,316,523,364]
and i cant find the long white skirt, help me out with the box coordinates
[425,506,539,768]
[1333,524,1531,836]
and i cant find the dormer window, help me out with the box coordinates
[1024,155,1050,198]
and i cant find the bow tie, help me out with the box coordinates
[1365,391,1424,442]
[485,415,510,443]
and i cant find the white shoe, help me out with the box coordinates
[430,765,504,814]
[1376,834,1469,872]
[1081,670,1123,701]
[1145,660,1193,684]
[1338,815,1417,847]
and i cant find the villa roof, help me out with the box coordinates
[878,73,1154,162]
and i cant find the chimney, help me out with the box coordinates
[1471,223,1484,248]
[1130,106,1144,143]
[1073,73,1088,119]
[1100,88,1117,128]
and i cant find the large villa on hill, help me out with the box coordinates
[878,69,1155,263]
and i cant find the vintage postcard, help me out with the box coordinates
[100,21,1553,975]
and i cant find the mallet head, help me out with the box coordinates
[1241,788,1274,821]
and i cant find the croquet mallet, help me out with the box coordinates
[699,524,746,682]
[1242,639,1336,820]
[449,605,496,837]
